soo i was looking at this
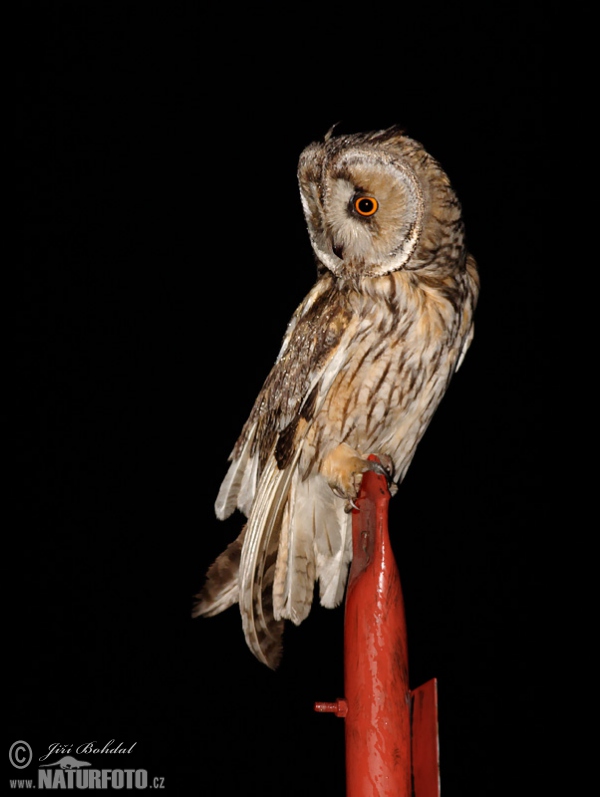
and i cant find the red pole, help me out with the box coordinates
[344,457,411,796]
[314,456,440,797]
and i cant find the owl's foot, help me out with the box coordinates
[321,444,396,511]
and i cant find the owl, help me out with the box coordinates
[193,126,479,668]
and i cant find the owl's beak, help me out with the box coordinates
[332,243,344,260]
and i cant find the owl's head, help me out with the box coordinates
[298,127,463,280]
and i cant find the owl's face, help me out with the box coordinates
[298,128,433,280]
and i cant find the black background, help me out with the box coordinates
[15,3,547,795]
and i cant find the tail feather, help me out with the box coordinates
[192,528,245,618]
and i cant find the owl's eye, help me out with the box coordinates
[353,196,379,217]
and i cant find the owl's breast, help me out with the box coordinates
[303,277,467,483]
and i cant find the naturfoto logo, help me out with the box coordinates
[10,740,165,791]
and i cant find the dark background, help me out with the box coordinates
[15,3,546,795]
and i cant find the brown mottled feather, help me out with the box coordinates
[192,528,246,618]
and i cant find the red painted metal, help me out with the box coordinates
[344,457,411,796]
[411,679,440,797]
[314,455,440,796]
[314,699,348,718]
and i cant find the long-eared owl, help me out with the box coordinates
[193,126,479,668]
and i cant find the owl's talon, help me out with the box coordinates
[345,498,360,513]
[334,487,361,512]
[367,455,398,496]
[370,452,394,476]
[331,485,348,501]
[368,460,390,479]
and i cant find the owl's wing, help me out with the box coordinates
[207,275,356,667]
[215,274,350,520]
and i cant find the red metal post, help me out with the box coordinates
[344,458,411,796]
[315,456,440,796]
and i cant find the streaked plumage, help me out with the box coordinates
[193,127,479,668]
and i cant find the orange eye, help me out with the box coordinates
[354,195,378,217]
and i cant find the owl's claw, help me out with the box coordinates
[331,481,363,513]
[332,485,360,512]
[344,497,360,513]
[367,460,390,479]
[366,455,397,495]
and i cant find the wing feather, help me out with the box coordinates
[238,456,298,668]
[272,471,316,625]
[215,425,257,520]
